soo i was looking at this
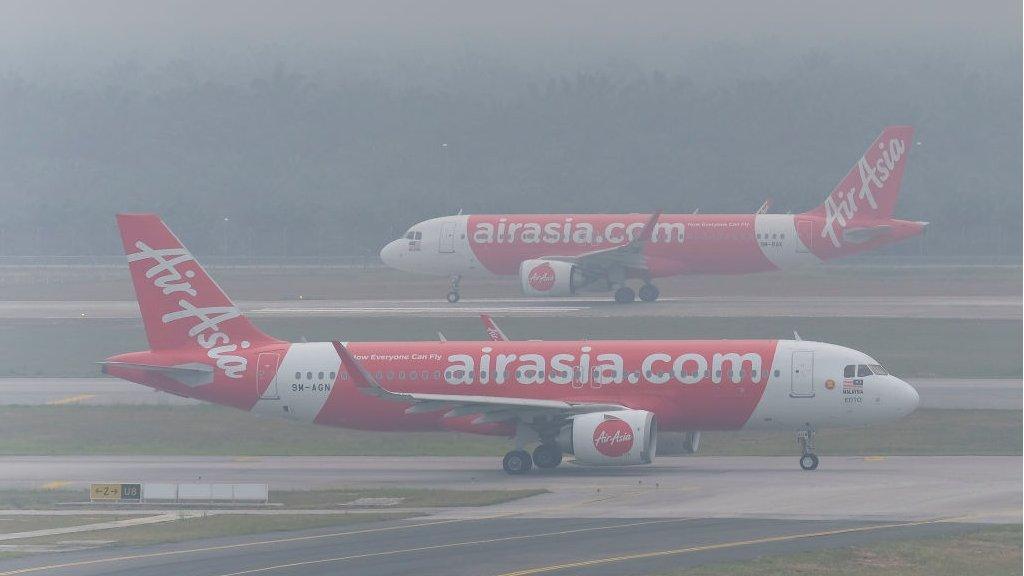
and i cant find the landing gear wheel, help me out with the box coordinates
[796,426,818,471]
[638,284,660,302]
[502,449,533,475]
[532,444,563,469]
[800,453,819,471]
[446,275,462,304]
[614,286,636,304]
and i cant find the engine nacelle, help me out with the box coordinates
[519,259,582,297]
[556,409,658,466]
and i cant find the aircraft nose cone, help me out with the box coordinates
[379,240,401,267]
[899,379,920,414]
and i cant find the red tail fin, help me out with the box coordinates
[804,126,913,248]
[116,213,278,352]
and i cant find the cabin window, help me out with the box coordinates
[409,371,418,380]
[773,369,780,377]
[306,371,312,380]
[398,371,406,380]
[329,372,336,380]
[294,372,301,379]
[318,371,324,380]
[433,370,441,380]
[340,372,348,380]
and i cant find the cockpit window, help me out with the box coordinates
[844,365,855,378]
[868,364,889,376]
[856,364,872,377]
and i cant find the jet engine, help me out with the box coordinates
[519,259,583,297]
[556,410,658,466]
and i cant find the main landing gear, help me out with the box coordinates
[446,274,461,303]
[532,444,563,469]
[638,283,660,302]
[613,282,660,304]
[502,449,533,474]
[502,444,563,474]
[796,425,819,471]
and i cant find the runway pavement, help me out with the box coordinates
[0,515,984,576]
[2,456,1019,524]
[0,294,1018,320]
[2,377,1017,409]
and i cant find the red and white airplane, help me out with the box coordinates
[380,126,926,303]
[105,214,919,474]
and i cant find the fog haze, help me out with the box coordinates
[0,0,1019,258]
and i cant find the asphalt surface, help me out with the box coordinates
[0,294,1018,320]
[3,456,1019,524]
[0,516,984,576]
[3,377,1017,409]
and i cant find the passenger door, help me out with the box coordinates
[790,351,814,397]
[439,222,456,253]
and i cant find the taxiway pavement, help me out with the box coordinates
[0,294,1018,320]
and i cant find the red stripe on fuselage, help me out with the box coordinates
[312,339,778,432]
[466,214,776,276]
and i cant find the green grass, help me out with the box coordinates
[665,524,1022,576]
[0,490,85,509]
[271,487,547,508]
[14,513,410,549]
[0,514,135,533]
[692,409,1022,456]
[1,315,1020,378]
[0,406,1017,457]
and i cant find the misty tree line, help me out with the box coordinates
[0,45,1019,260]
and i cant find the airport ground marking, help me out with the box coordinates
[493,516,968,576]
[211,519,690,576]
[45,395,95,406]
[0,485,649,575]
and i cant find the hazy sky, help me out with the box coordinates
[1,0,1019,83]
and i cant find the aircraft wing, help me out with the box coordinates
[333,342,624,424]
[480,314,509,341]
[543,211,661,274]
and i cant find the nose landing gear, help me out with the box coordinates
[796,426,819,470]
[446,275,462,303]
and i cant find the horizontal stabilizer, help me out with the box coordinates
[99,361,214,388]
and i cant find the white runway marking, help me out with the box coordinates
[251,307,584,316]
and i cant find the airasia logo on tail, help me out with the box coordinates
[528,263,556,291]
[593,417,634,457]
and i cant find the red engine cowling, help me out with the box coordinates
[556,410,658,466]
[519,259,582,297]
